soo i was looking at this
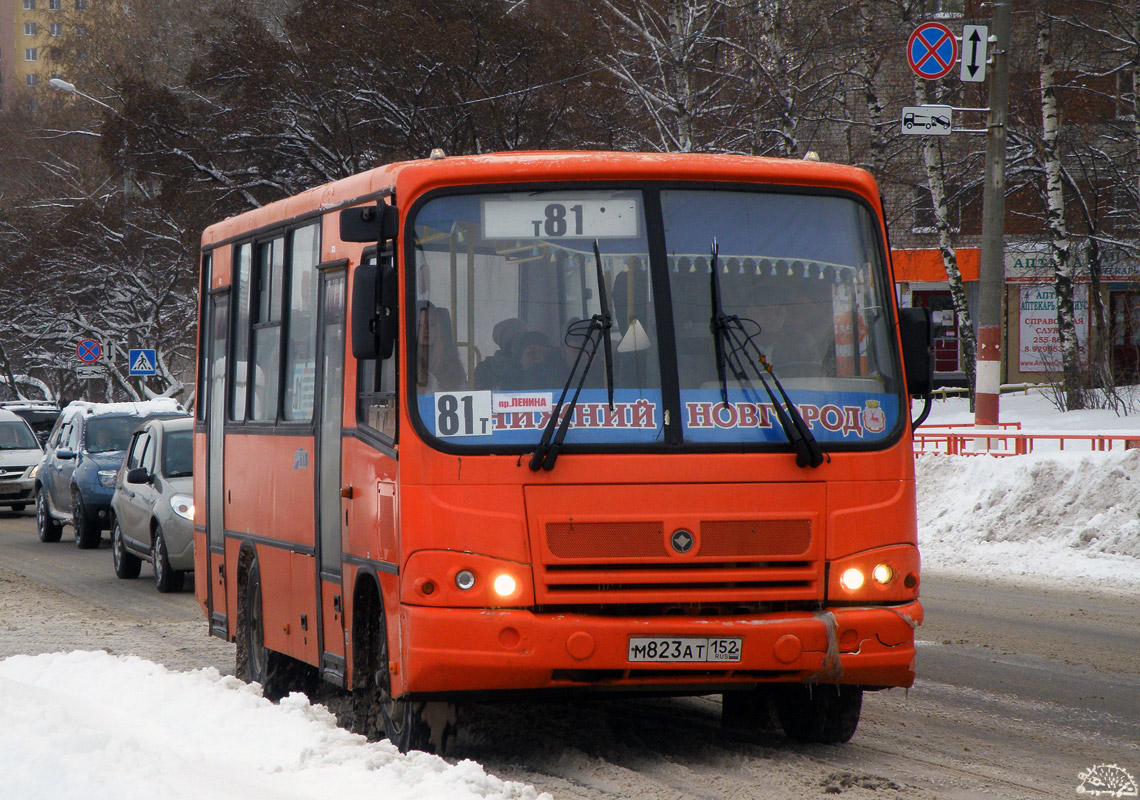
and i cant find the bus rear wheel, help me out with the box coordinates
[774,684,863,744]
[237,558,292,701]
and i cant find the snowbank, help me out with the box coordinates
[0,651,548,800]
[919,390,1140,592]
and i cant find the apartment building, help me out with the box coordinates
[0,0,88,111]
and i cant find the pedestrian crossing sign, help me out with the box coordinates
[128,349,157,376]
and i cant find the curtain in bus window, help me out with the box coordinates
[660,190,903,446]
[411,190,664,447]
[283,223,321,421]
[231,244,251,421]
[251,238,284,420]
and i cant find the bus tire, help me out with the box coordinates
[36,487,62,543]
[236,557,291,701]
[351,582,456,753]
[775,684,862,744]
[112,520,142,579]
[721,687,779,732]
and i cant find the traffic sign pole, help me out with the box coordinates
[976,2,1012,428]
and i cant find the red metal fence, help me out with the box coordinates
[914,423,1140,456]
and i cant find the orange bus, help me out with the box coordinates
[194,151,933,753]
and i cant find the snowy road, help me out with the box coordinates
[2,509,1138,800]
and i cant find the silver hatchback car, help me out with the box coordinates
[110,416,194,592]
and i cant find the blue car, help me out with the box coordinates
[35,400,187,548]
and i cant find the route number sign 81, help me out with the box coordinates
[434,391,494,437]
[482,196,640,240]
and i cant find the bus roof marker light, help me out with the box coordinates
[429,148,447,160]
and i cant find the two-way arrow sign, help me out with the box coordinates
[960,24,988,83]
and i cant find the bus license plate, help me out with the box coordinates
[628,637,742,663]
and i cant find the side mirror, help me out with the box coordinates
[126,467,151,485]
[351,261,380,360]
[351,257,398,361]
[56,448,76,460]
[899,307,934,398]
[339,203,398,243]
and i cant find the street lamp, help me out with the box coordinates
[48,77,115,111]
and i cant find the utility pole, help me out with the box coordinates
[975,0,1012,428]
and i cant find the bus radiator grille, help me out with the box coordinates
[545,520,811,559]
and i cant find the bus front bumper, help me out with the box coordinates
[399,601,922,695]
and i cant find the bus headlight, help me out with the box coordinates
[493,574,517,598]
[401,551,534,607]
[839,568,865,591]
[828,545,920,603]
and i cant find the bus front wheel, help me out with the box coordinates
[352,588,455,753]
[774,684,863,744]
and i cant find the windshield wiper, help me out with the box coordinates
[708,240,824,469]
[529,240,615,471]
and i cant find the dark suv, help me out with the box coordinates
[35,400,187,548]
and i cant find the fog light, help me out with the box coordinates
[872,563,894,585]
[493,574,517,597]
[455,569,476,591]
[839,568,865,591]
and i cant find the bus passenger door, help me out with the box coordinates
[206,292,229,639]
[315,269,347,684]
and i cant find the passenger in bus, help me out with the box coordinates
[416,304,467,391]
[511,331,565,389]
[473,318,526,391]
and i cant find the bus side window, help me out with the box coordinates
[358,255,397,442]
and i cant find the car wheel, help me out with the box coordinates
[152,526,185,593]
[73,496,101,549]
[36,487,62,543]
[112,520,142,579]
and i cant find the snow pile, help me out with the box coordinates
[65,398,185,417]
[0,651,549,800]
[917,450,1140,589]
[918,390,1140,592]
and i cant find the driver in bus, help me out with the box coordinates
[416,303,467,391]
[742,295,835,375]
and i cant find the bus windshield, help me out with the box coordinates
[410,186,902,451]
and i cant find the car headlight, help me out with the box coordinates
[170,494,194,521]
[97,470,118,488]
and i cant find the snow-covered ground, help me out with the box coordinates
[919,388,1140,594]
[0,651,548,800]
[2,386,1137,800]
